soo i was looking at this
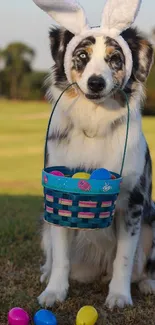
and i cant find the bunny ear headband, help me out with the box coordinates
[33,0,142,87]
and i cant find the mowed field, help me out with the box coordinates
[0,100,155,325]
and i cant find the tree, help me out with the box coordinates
[20,71,47,100]
[151,28,155,47]
[145,49,155,115]
[0,42,35,99]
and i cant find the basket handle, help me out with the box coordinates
[44,84,130,176]
[44,83,76,170]
[118,89,130,176]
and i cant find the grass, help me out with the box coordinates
[0,100,49,195]
[0,100,155,325]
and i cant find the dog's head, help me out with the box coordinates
[50,27,153,101]
[33,0,153,103]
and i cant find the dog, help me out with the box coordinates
[38,26,155,309]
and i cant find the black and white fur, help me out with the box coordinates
[39,27,155,309]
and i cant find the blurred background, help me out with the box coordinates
[1,0,155,196]
[0,1,155,322]
[0,0,154,198]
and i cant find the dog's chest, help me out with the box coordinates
[47,109,146,198]
[48,126,126,174]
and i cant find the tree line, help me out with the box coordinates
[0,41,155,114]
[0,42,46,100]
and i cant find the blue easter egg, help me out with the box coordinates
[34,309,57,325]
[90,168,111,180]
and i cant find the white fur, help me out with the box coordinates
[32,0,142,36]
[32,0,88,35]
[31,0,154,310]
[64,28,133,87]
[38,77,152,308]
[38,226,74,306]
[105,213,139,308]
[33,0,142,85]
[75,37,114,97]
[101,0,142,35]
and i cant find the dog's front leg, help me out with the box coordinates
[106,209,141,309]
[38,226,74,307]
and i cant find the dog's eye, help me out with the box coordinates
[79,52,87,59]
[110,53,122,68]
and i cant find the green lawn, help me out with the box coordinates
[0,100,155,325]
[0,100,49,195]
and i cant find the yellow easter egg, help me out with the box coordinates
[72,172,91,180]
[76,306,98,325]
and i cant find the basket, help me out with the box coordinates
[42,84,130,229]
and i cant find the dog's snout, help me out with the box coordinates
[88,75,106,92]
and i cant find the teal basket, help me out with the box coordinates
[42,84,130,229]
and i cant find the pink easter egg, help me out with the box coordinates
[8,307,30,325]
[44,175,48,184]
[50,170,64,177]
[111,174,116,179]
[78,180,91,191]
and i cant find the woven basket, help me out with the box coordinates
[43,166,122,229]
[42,84,130,229]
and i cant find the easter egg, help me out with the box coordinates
[72,172,91,179]
[8,307,30,325]
[111,173,116,179]
[44,175,48,184]
[90,168,111,180]
[50,170,64,177]
[76,306,98,325]
[34,309,57,325]
[78,180,91,191]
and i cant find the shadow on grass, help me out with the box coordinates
[0,195,43,324]
[0,195,43,262]
[1,195,155,325]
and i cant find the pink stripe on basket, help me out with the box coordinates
[59,198,72,206]
[46,206,53,213]
[78,212,95,219]
[46,194,54,202]
[79,201,97,208]
[101,201,112,207]
[99,212,110,218]
[58,210,72,217]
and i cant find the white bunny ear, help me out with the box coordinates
[32,0,88,35]
[101,0,142,36]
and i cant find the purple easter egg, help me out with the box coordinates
[78,180,91,191]
[50,170,64,177]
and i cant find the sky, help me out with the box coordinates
[1,0,155,71]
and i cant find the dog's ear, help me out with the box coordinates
[122,28,154,82]
[49,27,74,67]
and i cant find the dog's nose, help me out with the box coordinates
[88,75,106,92]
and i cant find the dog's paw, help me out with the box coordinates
[105,292,133,309]
[40,268,48,283]
[38,289,67,307]
[139,279,155,295]
[40,265,50,284]
[40,273,49,284]
[38,282,69,307]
